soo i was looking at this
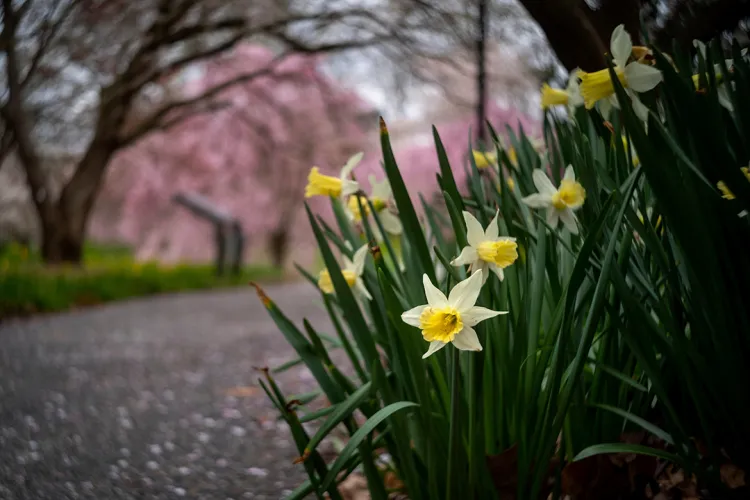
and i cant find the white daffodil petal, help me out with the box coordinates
[474,261,490,284]
[624,62,663,92]
[522,193,551,208]
[380,211,403,235]
[485,210,500,240]
[629,90,650,129]
[422,340,447,359]
[546,207,560,229]
[342,256,355,271]
[462,211,485,247]
[452,326,482,352]
[693,39,707,57]
[422,274,448,307]
[341,180,360,197]
[451,246,478,267]
[341,152,363,179]
[564,165,575,182]
[532,169,557,196]
[610,24,632,69]
[401,305,426,327]
[448,269,483,313]
[559,209,579,234]
[718,85,734,111]
[462,306,504,327]
[371,177,392,200]
[355,280,373,301]
[490,264,505,281]
[352,244,369,275]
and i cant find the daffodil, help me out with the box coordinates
[495,177,515,193]
[317,244,372,301]
[578,25,663,127]
[451,211,518,282]
[718,181,735,200]
[522,166,586,234]
[305,152,363,198]
[473,150,497,169]
[347,175,402,237]
[541,70,584,114]
[717,166,750,200]
[401,270,506,359]
[691,40,748,112]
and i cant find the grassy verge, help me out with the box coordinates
[0,242,282,319]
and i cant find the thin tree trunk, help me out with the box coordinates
[518,0,609,72]
[268,227,290,269]
[39,134,116,265]
[476,0,488,146]
[40,210,85,264]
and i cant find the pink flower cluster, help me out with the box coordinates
[89,44,537,267]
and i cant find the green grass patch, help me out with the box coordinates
[0,242,282,319]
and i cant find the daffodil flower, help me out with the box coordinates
[717,167,750,200]
[451,211,518,282]
[495,177,515,193]
[317,244,372,301]
[578,25,663,128]
[472,150,497,169]
[541,70,584,115]
[401,270,506,359]
[347,175,402,237]
[691,40,748,112]
[305,152,363,198]
[522,166,586,234]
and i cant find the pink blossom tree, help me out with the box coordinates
[92,44,369,268]
[356,102,539,206]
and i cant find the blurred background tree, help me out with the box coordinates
[2,0,748,268]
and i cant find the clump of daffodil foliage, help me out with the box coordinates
[255,25,750,500]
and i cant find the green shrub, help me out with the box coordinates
[0,243,280,318]
[255,28,750,500]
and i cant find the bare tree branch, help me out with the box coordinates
[153,99,231,134]
[118,54,290,147]
[21,0,82,88]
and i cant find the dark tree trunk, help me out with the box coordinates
[268,227,290,269]
[40,211,85,264]
[519,0,642,72]
[37,138,115,265]
[476,0,488,146]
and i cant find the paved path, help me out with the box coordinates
[0,283,332,500]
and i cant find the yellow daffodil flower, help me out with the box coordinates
[473,150,497,169]
[541,70,584,115]
[451,211,518,282]
[305,152,363,198]
[578,25,663,128]
[401,270,506,359]
[522,166,586,234]
[346,175,402,238]
[717,166,750,200]
[318,244,371,300]
[718,181,735,200]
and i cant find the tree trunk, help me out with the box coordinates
[268,227,290,269]
[519,0,642,72]
[38,139,115,265]
[476,0,488,146]
[519,0,608,71]
[40,210,85,264]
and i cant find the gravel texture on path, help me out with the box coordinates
[0,283,332,500]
